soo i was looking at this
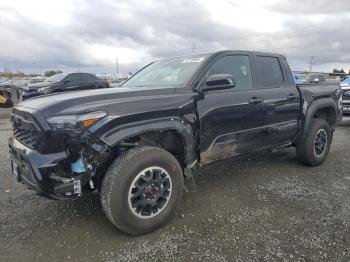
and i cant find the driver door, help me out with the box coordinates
[196,53,265,164]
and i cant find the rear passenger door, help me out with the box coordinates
[80,74,98,90]
[254,55,300,147]
[196,53,265,164]
[63,73,82,91]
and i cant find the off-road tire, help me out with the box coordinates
[296,118,331,166]
[101,146,184,235]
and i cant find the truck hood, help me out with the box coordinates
[17,87,182,117]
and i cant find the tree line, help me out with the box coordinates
[0,69,63,78]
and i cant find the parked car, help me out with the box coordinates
[341,77,350,115]
[296,73,327,84]
[21,73,109,100]
[9,50,342,235]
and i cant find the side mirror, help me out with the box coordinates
[64,80,70,84]
[201,74,236,92]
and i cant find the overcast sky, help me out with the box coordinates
[0,0,349,74]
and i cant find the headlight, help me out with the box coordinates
[38,86,51,93]
[47,111,107,131]
[335,88,342,98]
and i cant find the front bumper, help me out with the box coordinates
[8,137,89,199]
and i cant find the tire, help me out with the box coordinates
[101,146,184,235]
[296,118,332,166]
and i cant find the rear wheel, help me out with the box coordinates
[101,146,184,235]
[296,118,331,166]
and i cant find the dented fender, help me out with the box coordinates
[95,116,197,165]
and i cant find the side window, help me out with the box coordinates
[205,55,252,90]
[82,74,96,82]
[256,56,284,88]
[66,74,81,82]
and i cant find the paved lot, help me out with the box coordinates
[0,108,349,261]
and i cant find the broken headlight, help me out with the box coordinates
[47,111,107,131]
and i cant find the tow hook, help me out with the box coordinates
[73,180,81,194]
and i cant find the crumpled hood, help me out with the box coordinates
[17,87,178,117]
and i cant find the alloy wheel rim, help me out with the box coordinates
[128,167,172,219]
[314,129,327,157]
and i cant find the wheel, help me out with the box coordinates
[296,118,331,166]
[101,146,184,235]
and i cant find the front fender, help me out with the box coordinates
[96,116,197,165]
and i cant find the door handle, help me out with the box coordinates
[286,94,298,100]
[248,97,264,104]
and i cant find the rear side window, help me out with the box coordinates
[206,55,252,90]
[256,56,284,88]
[66,74,81,82]
[82,74,96,82]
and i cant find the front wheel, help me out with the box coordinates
[101,146,184,235]
[296,118,332,166]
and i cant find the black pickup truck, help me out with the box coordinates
[9,51,342,235]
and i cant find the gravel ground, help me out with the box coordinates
[0,108,349,262]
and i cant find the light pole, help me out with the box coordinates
[309,56,314,72]
[116,57,119,77]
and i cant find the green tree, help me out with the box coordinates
[44,70,63,77]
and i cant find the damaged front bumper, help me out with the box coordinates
[9,136,91,199]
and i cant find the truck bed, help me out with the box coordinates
[298,83,339,100]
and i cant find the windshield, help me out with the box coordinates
[46,73,68,82]
[341,77,350,85]
[123,54,208,88]
[296,74,308,81]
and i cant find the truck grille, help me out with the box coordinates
[12,110,40,149]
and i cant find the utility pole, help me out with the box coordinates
[115,57,119,77]
[309,56,314,72]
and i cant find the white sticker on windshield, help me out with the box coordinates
[181,57,204,63]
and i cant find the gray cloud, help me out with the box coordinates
[0,0,349,73]
[271,0,350,14]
